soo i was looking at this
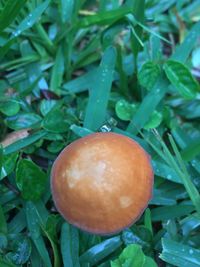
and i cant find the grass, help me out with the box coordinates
[0,0,200,266]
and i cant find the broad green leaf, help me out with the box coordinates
[164,60,199,99]
[84,46,116,130]
[16,159,47,201]
[0,0,27,33]
[0,100,20,116]
[118,244,145,267]
[61,222,80,267]
[115,100,138,121]
[160,238,200,267]
[42,109,70,133]
[47,141,65,153]
[144,110,162,129]
[6,113,42,130]
[111,244,157,267]
[138,62,161,90]
[144,256,157,267]
[0,153,18,180]
[40,100,58,116]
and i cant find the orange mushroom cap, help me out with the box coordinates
[51,132,154,235]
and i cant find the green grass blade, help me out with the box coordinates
[80,236,122,266]
[4,130,47,155]
[114,127,149,151]
[149,130,200,217]
[84,46,116,130]
[151,205,195,222]
[171,20,200,63]
[181,140,200,161]
[62,68,98,93]
[79,7,132,27]
[0,0,27,33]
[0,204,7,234]
[61,222,80,267]
[25,201,52,267]
[160,238,200,267]
[50,46,65,94]
[144,208,153,235]
[70,125,93,137]
[11,0,51,38]
[60,0,74,24]
[129,0,145,61]
[152,160,182,184]
[127,76,169,134]
[168,135,200,216]
[0,145,2,178]
[0,257,18,267]
[8,210,26,234]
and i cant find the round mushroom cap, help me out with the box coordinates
[51,132,154,235]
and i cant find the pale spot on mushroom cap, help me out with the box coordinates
[66,163,82,188]
[66,160,107,189]
[120,196,132,208]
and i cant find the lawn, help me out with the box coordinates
[0,0,200,266]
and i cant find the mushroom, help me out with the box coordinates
[51,132,154,235]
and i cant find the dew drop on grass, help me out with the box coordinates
[191,160,197,167]
[12,30,21,37]
[167,174,172,179]
[189,249,194,254]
